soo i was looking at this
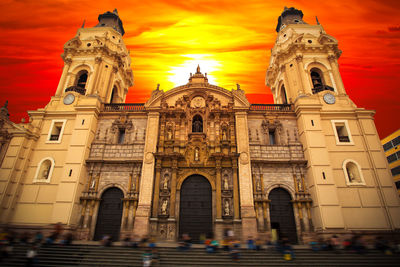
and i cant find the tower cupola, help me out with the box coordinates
[276,7,306,32]
[95,9,125,36]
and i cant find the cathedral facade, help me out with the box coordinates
[0,8,399,243]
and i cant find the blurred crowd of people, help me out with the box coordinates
[309,234,400,255]
[0,223,74,266]
[2,225,400,267]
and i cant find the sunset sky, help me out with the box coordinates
[0,0,399,138]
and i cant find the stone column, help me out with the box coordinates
[232,160,240,220]
[169,160,178,218]
[262,201,269,231]
[55,58,72,96]
[328,55,346,95]
[234,111,257,240]
[216,159,222,219]
[104,65,118,101]
[152,161,161,217]
[87,57,102,95]
[133,112,159,237]
[295,55,311,95]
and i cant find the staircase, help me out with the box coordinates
[1,244,399,266]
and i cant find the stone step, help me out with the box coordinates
[1,244,399,267]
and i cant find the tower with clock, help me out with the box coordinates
[266,7,399,234]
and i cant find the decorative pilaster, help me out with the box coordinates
[234,111,257,240]
[133,112,160,237]
[55,58,72,96]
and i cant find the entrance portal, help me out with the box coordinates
[269,188,297,243]
[179,175,212,241]
[94,187,123,241]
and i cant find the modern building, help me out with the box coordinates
[381,129,400,195]
[0,7,399,243]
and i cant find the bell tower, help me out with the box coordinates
[266,7,400,234]
[54,9,133,104]
[266,7,347,104]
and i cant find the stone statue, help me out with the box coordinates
[163,176,169,190]
[90,178,96,189]
[131,177,136,191]
[194,147,199,161]
[223,176,229,190]
[193,120,202,132]
[224,200,230,216]
[167,128,173,140]
[161,199,168,215]
[348,170,355,182]
[42,169,49,179]
[256,180,261,191]
[222,128,227,140]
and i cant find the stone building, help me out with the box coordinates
[0,8,399,243]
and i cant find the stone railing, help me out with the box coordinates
[103,103,145,112]
[249,104,293,111]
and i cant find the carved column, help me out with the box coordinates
[79,199,87,228]
[169,159,178,218]
[121,200,129,230]
[232,160,240,220]
[216,159,222,219]
[152,160,162,217]
[262,201,269,231]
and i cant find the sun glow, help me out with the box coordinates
[168,54,221,88]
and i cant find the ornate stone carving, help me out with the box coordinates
[191,96,205,108]
[145,152,153,164]
[239,152,249,165]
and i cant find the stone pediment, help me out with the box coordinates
[145,80,250,110]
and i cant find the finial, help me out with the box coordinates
[156,83,160,90]
[316,16,320,25]
[205,73,207,77]
[113,9,119,15]
[190,73,192,77]
[81,19,85,28]
[196,64,200,74]
[0,100,9,118]
[236,83,241,90]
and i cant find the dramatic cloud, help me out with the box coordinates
[0,0,399,138]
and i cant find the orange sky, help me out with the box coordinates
[0,0,399,138]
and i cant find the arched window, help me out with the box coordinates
[192,115,203,133]
[110,86,118,103]
[342,159,365,185]
[76,71,88,89]
[310,68,324,93]
[280,85,288,104]
[34,157,55,183]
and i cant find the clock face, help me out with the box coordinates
[323,93,336,104]
[63,93,75,105]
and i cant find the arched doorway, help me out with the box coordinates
[179,175,212,241]
[269,188,297,243]
[94,187,124,241]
